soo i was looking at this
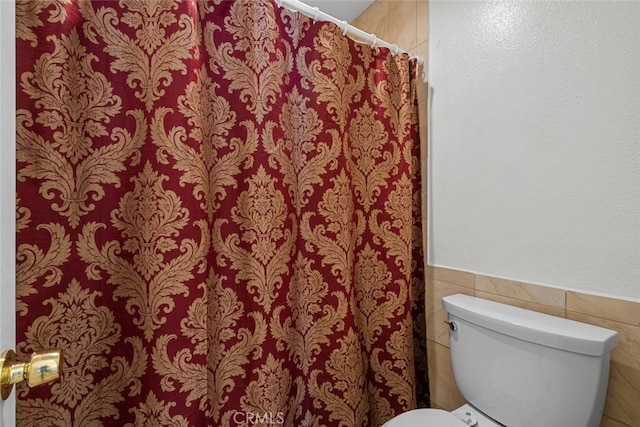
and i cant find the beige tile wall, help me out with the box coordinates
[353,3,639,426]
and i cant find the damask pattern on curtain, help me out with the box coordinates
[15,0,426,426]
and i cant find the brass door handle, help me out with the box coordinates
[0,349,62,400]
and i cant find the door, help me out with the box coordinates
[0,1,16,426]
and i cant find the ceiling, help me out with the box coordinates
[299,0,375,23]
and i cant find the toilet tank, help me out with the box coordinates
[442,294,617,427]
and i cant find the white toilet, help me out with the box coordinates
[385,294,618,427]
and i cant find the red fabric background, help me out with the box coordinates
[15,1,426,425]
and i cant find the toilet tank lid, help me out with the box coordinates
[442,294,618,356]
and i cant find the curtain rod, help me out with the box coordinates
[276,0,428,82]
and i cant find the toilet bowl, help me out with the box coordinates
[384,294,617,427]
[384,404,502,427]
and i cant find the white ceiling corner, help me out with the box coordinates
[299,0,375,23]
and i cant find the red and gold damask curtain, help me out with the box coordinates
[15,0,426,426]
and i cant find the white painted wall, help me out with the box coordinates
[428,1,640,300]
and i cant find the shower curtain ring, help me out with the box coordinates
[371,34,378,50]
[313,6,319,22]
[341,20,348,35]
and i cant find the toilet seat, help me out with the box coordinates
[383,409,467,427]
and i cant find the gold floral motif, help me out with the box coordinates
[20,29,122,164]
[279,7,312,48]
[225,0,280,70]
[16,0,72,47]
[271,253,348,375]
[301,171,365,288]
[152,74,258,221]
[368,384,393,427]
[350,102,390,176]
[17,281,146,426]
[207,271,267,423]
[372,326,416,410]
[214,166,293,313]
[370,174,414,276]
[81,0,196,112]
[355,246,415,425]
[152,287,209,415]
[349,101,398,212]
[356,42,375,71]
[240,354,292,416]
[355,244,408,353]
[283,377,307,426]
[19,280,121,408]
[175,67,236,155]
[181,284,208,356]
[206,0,292,123]
[298,25,365,133]
[66,336,146,426]
[310,329,368,427]
[16,223,71,316]
[195,0,224,18]
[111,162,190,280]
[16,199,31,233]
[16,398,72,427]
[125,392,189,427]
[297,410,323,427]
[120,0,180,54]
[152,302,208,411]
[264,86,341,214]
[77,162,210,341]
[16,108,145,229]
[233,166,288,265]
[373,57,418,166]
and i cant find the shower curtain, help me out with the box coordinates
[15,0,426,426]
